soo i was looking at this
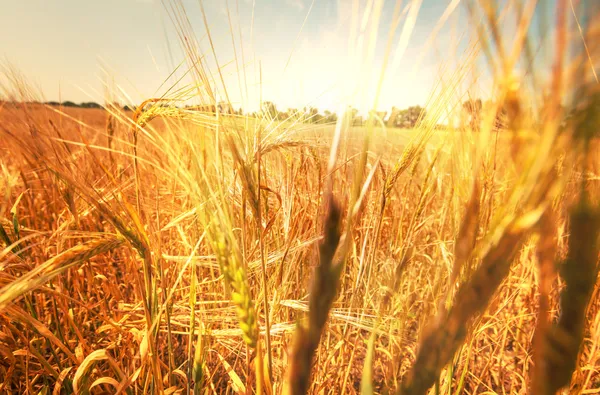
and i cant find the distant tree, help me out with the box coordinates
[80,102,102,109]
[45,101,60,106]
[395,105,426,128]
[262,101,279,119]
[288,109,300,122]
[323,110,337,124]
[277,111,290,121]
[303,106,321,123]
[62,101,78,108]
[188,104,216,113]
[196,104,216,113]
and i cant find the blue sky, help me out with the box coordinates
[0,0,564,115]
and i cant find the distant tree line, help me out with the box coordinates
[184,102,239,115]
[30,98,508,132]
[385,106,427,128]
[30,100,428,129]
[44,101,104,109]
[41,101,143,112]
[258,102,339,124]
[257,101,427,128]
[254,98,525,131]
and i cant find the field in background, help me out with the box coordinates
[1,100,598,394]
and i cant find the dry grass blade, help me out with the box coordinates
[216,351,246,394]
[2,305,78,364]
[0,235,123,311]
[73,349,129,395]
[52,367,73,395]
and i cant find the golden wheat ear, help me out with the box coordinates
[284,194,342,395]
[534,202,600,394]
[533,84,600,394]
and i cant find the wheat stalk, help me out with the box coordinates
[284,195,342,395]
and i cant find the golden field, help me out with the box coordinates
[1,1,600,395]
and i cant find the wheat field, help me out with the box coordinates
[1,1,600,394]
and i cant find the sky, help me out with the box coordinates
[0,0,564,116]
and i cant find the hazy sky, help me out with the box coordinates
[0,0,559,115]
